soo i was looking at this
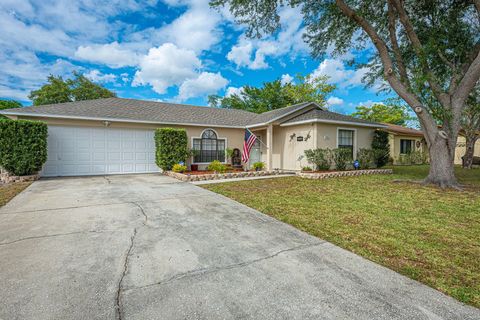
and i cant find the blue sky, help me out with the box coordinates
[0,0,391,114]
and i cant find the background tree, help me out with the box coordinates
[29,72,115,106]
[461,87,480,169]
[210,0,480,188]
[351,100,413,126]
[0,100,22,118]
[209,74,334,113]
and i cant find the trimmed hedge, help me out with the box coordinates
[0,119,48,175]
[155,128,189,171]
[372,130,390,167]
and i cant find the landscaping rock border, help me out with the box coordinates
[0,171,40,184]
[164,170,291,182]
[297,169,393,179]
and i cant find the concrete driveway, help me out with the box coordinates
[0,175,478,320]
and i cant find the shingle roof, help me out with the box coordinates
[1,98,258,127]
[281,108,384,127]
[1,97,384,128]
[383,123,424,136]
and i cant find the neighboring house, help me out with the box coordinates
[0,98,385,177]
[454,133,480,165]
[382,123,427,164]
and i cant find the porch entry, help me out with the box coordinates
[249,136,262,168]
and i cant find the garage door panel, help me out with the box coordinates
[42,126,158,177]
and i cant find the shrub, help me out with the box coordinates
[155,128,189,171]
[371,130,390,167]
[0,119,48,176]
[332,148,352,171]
[207,160,227,173]
[252,162,265,171]
[172,163,187,173]
[302,166,313,171]
[304,148,332,170]
[356,148,375,169]
[409,150,427,164]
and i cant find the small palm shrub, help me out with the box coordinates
[207,160,227,173]
[172,163,187,173]
[252,162,265,171]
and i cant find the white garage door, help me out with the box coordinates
[42,126,158,177]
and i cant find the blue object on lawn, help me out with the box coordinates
[353,160,360,170]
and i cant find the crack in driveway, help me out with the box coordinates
[124,241,326,293]
[0,230,114,246]
[115,228,138,320]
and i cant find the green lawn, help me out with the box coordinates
[0,182,31,207]
[202,165,480,307]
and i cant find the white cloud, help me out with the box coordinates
[281,74,294,85]
[226,6,308,70]
[133,43,201,94]
[311,58,369,89]
[0,85,30,101]
[327,96,344,106]
[225,86,244,97]
[154,2,222,53]
[0,11,73,56]
[227,41,253,68]
[84,70,117,83]
[75,42,139,68]
[177,72,228,101]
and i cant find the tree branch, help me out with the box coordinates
[335,0,438,142]
[391,0,450,108]
[453,49,480,108]
[387,0,410,87]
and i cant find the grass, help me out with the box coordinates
[202,165,480,307]
[0,182,31,207]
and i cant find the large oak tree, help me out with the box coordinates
[211,0,480,188]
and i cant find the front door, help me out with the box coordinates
[249,137,261,168]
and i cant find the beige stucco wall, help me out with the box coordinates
[454,136,480,165]
[15,116,245,170]
[269,122,375,170]
[389,134,426,164]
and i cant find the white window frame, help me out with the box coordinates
[190,128,228,164]
[336,127,357,158]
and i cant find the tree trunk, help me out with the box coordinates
[424,136,458,188]
[462,135,478,169]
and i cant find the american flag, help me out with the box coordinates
[242,129,257,163]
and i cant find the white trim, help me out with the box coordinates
[0,112,247,129]
[190,128,228,165]
[280,118,387,128]
[337,127,357,158]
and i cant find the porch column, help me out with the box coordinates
[266,124,273,170]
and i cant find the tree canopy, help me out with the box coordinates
[29,72,116,106]
[209,74,335,113]
[210,0,480,187]
[0,100,22,118]
[351,100,413,126]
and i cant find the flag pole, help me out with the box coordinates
[246,127,269,149]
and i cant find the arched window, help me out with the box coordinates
[192,129,226,163]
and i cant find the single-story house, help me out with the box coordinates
[454,133,480,165]
[382,123,427,164]
[0,97,385,177]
